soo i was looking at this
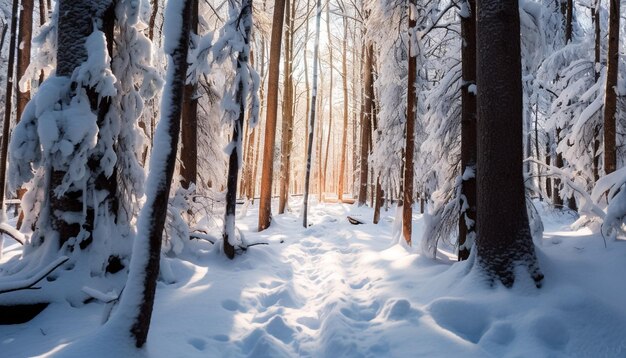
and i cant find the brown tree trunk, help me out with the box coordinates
[16,0,33,121]
[475,0,543,287]
[322,3,333,199]
[358,44,373,206]
[402,10,416,246]
[278,0,293,214]
[180,0,198,189]
[373,177,383,224]
[0,0,19,209]
[258,0,287,231]
[458,0,476,261]
[337,11,349,202]
[603,0,619,175]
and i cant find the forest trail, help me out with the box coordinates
[2,201,626,357]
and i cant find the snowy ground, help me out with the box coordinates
[1,198,626,357]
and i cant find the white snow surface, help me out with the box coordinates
[2,199,626,357]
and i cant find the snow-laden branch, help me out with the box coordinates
[0,256,69,295]
[525,158,605,220]
[0,222,25,245]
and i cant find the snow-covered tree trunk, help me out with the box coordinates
[303,0,322,228]
[223,0,255,259]
[475,0,543,287]
[114,0,192,347]
[258,0,286,231]
[458,0,477,261]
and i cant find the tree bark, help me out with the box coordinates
[302,0,322,227]
[603,0,619,175]
[475,0,543,287]
[258,0,287,231]
[402,10,416,246]
[223,0,254,259]
[337,11,349,202]
[321,3,333,199]
[458,0,476,261]
[278,0,293,214]
[357,44,373,206]
[180,0,198,189]
[0,0,19,208]
[16,0,33,121]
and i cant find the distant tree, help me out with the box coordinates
[475,0,543,287]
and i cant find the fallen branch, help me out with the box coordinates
[347,216,365,225]
[189,232,217,244]
[0,256,70,295]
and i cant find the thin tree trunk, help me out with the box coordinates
[322,3,333,199]
[358,44,373,206]
[475,0,543,287]
[303,0,322,227]
[258,0,286,231]
[402,8,416,246]
[0,0,19,210]
[223,0,253,259]
[458,0,476,261]
[117,0,192,347]
[337,10,348,202]
[180,0,198,189]
[16,0,33,121]
[278,0,293,214]
[603,0,619,175]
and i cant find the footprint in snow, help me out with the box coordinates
[222,299,242,312]
[188,337,207,351]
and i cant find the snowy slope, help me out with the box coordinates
[1,199,626,357]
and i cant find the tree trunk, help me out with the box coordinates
[223,0,254,259]
[458,0,476,261]
[0,0,19,209]
[302,0,322,228]
[258,0,287,231]
[121,0,193,346]
[16,0,33,121]
[402,10,416,246]
[603,0,619,175]
[180,0,198,189]
[278,0,293,214]
[475,0,543,287]
[337,11,349,202]
[358,44,373,206]
[322,3,333,199]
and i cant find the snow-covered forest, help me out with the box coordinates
[0,0,625,356]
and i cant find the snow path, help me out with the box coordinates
[2,200,626,357]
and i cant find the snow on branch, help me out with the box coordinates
[0,256,69,295]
